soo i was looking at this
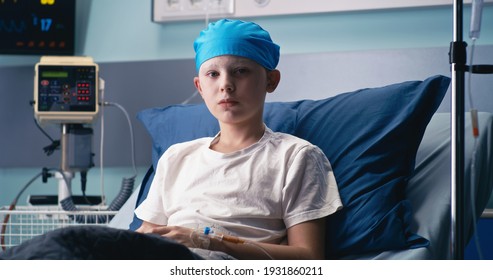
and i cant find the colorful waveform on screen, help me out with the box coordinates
[0,18,27,33]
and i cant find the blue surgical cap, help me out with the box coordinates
[193,19,280,73]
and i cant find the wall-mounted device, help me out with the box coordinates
[34,56,99,124]
[0,0,75,55]
[152,0,493,23]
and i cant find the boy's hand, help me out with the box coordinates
[137,222,199,248]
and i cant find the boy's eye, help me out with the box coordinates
[235,68,249,74]
[206,71,219,77]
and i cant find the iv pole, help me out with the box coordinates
[450,0,493,259]
[450,0,466,260]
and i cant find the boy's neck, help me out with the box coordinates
[210,122,266,153]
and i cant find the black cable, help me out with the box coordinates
[33,118,60,156]
[80,170,93,205]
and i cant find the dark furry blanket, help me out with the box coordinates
[0,226,201,260]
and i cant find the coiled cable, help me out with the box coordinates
[59,175,134,224]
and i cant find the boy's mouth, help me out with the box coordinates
[218,99,238,108]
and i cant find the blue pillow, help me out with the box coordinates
[132,75,450,258]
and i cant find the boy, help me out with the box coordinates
[135,19,342,259]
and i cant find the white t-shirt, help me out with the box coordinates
[135,127,342,244]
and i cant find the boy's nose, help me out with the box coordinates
[220,75,235,93]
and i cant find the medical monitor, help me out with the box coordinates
[0,0,75,55]
[34,56,99,124]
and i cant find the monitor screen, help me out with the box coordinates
[36,64,97,113]
[0,0,75,55]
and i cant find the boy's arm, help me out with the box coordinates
[211,218,326,260]
[136,218,326,260]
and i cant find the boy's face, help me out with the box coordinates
[194,55,280,127]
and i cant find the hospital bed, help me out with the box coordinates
[109,74,493,260]
[1,72,492,259]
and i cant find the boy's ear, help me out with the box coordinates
[266,70,281,93]
[193,77,203,96]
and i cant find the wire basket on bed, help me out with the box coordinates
[0,206,118,251]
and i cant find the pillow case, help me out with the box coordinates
[294,75,449,258]
[133,75,450,258]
